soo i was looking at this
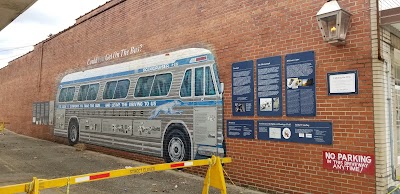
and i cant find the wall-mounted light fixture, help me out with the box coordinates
[316,0,351,46]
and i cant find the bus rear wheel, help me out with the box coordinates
[68,120,79,146]
[163,129,190,163]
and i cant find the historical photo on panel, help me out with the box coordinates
[260,98,272,111]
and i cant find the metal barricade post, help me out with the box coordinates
[0,122,10,134]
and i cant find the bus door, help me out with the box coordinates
[193,65,219,157]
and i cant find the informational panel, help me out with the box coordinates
[40,103,44,124]
[232,60,254,116]
[285,51,316,116]
[48,101,54,125]
[327,71,358,95]
[256,56,282,116]
[257,120,332,145]
[32,101,53,125]
[32,103,37,124]
[227,120,254,139]
[36,103,41,124]
[44,102,49,125]
[323,151,375,175]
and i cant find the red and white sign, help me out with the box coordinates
[323,151,375,175]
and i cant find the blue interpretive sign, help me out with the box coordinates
[232,60,254,116]
[227,120,254,139]
[285,51,316,116]
[257,120,332,145]
[256,56,282,116]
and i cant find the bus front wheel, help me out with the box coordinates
[68,120,79,146]
[163,129,190,163]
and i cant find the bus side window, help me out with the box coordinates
[180,69,192,97]
[213,64,221,94]
[66,87,75,102]
[103,81,117,99]
[114,79,130,99]
[135,76,154,97]
[205,66,216,95]
[58,88,68,102]
[195,67,204,96]
[151,73,172,96]
[87,84,99,100]
[78,85,89,101]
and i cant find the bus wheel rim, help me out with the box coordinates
[70,125,77,142]
[168,137,185,161]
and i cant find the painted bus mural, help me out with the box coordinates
[54,48,225,162]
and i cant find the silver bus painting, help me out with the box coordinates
[54,48,225,162]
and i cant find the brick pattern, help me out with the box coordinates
[374,28,398,193]
[370,0,398,192]
[0,0,376,193]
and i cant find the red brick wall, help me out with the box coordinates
[0,0,375,193]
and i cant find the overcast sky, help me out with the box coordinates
[0,0,110,68]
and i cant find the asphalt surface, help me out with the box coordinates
[0,130,263,194]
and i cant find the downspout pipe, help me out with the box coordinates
[376,0,383,61]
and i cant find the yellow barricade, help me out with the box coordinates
[0,155,231,194]
[0,122,9,134]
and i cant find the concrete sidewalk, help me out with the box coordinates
[0,130,263,194]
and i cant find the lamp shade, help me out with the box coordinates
[316,0,351,45]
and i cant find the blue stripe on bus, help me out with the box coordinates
[57,100,222,109]
[60,54,215,85]
[197,144,224,148]
[60,70,135,85]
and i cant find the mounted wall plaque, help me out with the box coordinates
[327,71,358,95]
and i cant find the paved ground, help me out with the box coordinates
[0,130,262,194]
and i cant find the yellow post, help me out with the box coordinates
[28,177,40,194]
[0,122,4,134]
[202,156,227,194]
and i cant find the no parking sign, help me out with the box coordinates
[323,151,375,175]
